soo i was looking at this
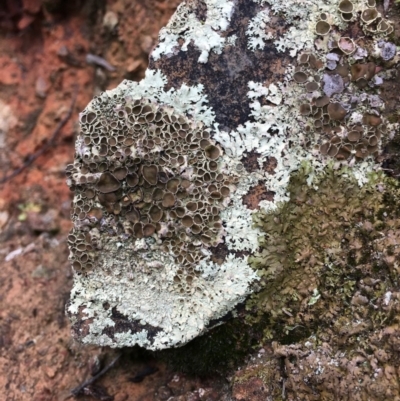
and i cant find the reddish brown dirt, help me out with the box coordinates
[0,1,229,400]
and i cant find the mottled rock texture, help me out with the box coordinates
[150,0,289,130]
[67,8,400,398]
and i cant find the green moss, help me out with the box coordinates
[247,165,400,349]
[229,166,400,399]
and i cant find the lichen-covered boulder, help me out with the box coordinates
[66,85,258,349]
[67,0,399,353]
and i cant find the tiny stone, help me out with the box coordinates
[57,45,69,57]
[0,210,9,230]
[26,209,59,233]
[103,11,118,30]
[186,392,200,401]
[44,366,57,379]
[140,35,154,54]
[35,76,47,98]
[31,265,53,280]
[156,385,172,401]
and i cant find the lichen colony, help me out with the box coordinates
[67,0,399,350]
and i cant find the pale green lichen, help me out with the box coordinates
[114,70,216,126]
[220,182,263,253]
[152,0,235,63]
[246,9,274,51]
[68,75,259,350]
[69,237,257,349]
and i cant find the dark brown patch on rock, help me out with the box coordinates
[101,307,162,344]
[379,53,400,179]
[210,242,229,265]
[387,4,400,43]
[241,150,261,173]
[340,19,364,39]
[238,154,277,175]
[263,156,277,174]
[69,302,163,345]
[150,0,291,131]
[69,304,94,339]
[380,66,400,117]
[232,249,251,260]
[242,182,275,210]
[192,0,207,22]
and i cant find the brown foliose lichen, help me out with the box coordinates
[66,97,231,278]
[295,4,397,164]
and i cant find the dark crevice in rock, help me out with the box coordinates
[192,0,207,22]
[101,307,163,343]
[210,242,229,265]
[263,156,277,174]
[207,311,234,329]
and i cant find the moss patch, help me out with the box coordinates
[241,165,400,399]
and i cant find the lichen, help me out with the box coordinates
[152,0,235,63]
[246,9,274,51]
[67,0,400,355]
[67,77,258,350]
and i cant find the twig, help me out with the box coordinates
[86,54,116,72]
[0,85,79,185]
[68,353,121,398]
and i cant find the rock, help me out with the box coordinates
[44,366,57,379]
[31,265,53,280]
[140,35,154,54]
[67,5,400,389]
[103,11,118,30]
[35,76,47,99]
